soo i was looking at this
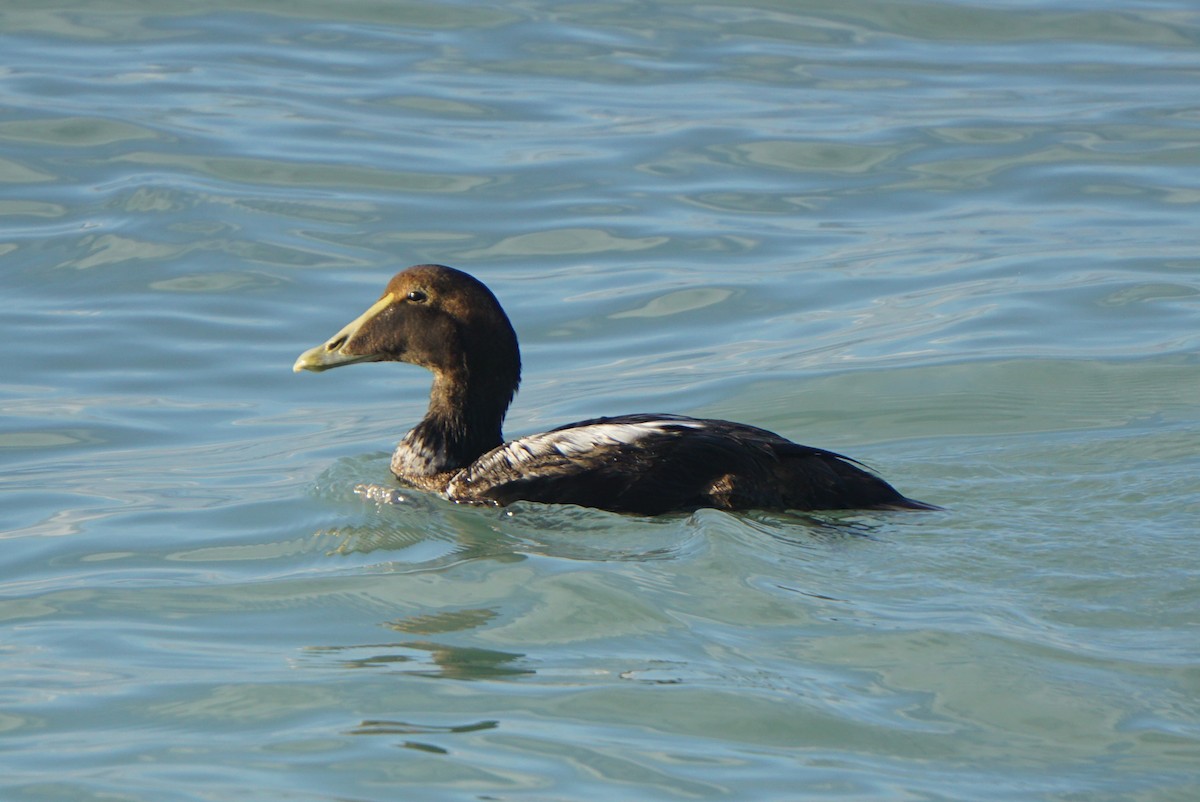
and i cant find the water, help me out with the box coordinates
[2,1,1198,800]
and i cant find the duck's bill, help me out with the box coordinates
[293,294,394,373]
[292,343,380,373]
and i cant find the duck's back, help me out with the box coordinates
[444,414,931,515]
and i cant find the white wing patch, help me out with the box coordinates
[458,418,704,484]
[547,419,701,456]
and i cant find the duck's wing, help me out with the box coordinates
[444,415,712,514]
[445,414,932,514]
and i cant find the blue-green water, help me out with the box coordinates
[2,2,1198,800]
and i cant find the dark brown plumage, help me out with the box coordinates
[295,264,937,515]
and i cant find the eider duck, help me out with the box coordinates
[294,264,936,515]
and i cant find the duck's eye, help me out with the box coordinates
[406,290,428,303]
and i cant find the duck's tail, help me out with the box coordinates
[874,496,943,511]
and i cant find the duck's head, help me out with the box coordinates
[294,264,521,407]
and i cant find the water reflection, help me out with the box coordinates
[316,453,887,568]
[346,717,498,737]
[308,640,531,680]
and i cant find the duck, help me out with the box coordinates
[294,264,937,515]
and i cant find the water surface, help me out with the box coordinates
[2,1,1198,800]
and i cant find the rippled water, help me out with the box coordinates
[2,2,1198,800]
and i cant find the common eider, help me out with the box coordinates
[294,264,936,515]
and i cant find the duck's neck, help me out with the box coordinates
[393,368,510,478]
